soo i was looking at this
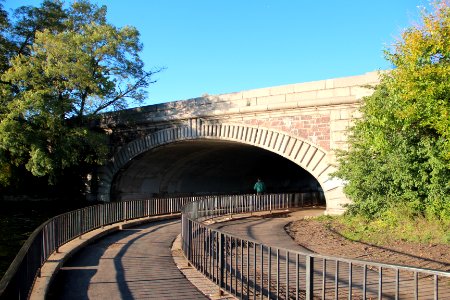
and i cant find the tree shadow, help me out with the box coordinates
[328,227,450,269]
[47,219,176,300]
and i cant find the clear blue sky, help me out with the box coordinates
[7,1,429,105]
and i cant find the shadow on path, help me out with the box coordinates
[47,219,207,300]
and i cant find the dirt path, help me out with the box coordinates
[285,210,450,272]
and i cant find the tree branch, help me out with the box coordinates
[92,69,160,114]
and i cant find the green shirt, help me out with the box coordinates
[254,181,266,193]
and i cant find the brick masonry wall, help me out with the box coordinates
[242,114,331,150]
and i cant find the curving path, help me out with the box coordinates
[47,219,207,300]
[44,208,448,299]
[45,209,323,299]
[207,209,450,299]
[209,209,323,252]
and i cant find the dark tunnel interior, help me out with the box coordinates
[111,140,323,201]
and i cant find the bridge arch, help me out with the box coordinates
[98,120,348,215]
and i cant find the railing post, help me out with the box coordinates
[54,218,59,253]
[269,194,272,213]
[306,255,314,300]
[188,219,192,263]
[287,193,290,209]
[123,201,127,222]
[219,232,225,293]
[100,205,105,228]
[79,209,83,239]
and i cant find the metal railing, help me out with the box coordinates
[2,193,448,299]
[181,194,450,299]
[0,196,199,300]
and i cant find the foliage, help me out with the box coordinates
[0,0,159,187]
[333,1,450,221]
[0,1,13,74]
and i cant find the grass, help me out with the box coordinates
[318,208,450,246]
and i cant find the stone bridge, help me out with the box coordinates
[96,71,380,215]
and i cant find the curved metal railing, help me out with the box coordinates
[2,193,448,299]
[181,194,450,299]
[0,196,199,300]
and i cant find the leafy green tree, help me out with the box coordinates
[0,1,12,75]
[0,0,159,188]
[0,0,69,187]
[0,1,66,78]
[10,0,66,57]
[334,1,450,220]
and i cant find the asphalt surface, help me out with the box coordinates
[47,219,207,300]
[40,208,449,300]
[209,209,323,253]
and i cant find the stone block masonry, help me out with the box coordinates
[104,71,379,152]
[99,71,381,215]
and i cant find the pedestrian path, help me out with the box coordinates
[47,219,210,300]
[206,209,450,299]
[208,208,323,253]
[41,209,449,299]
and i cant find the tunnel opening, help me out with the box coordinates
[111,140,325,204]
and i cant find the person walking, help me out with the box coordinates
[253,178,266,195]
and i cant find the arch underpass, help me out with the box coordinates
[98,122,343,214]
[98,71,381,214]
[111,139,323,201]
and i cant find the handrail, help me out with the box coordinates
[3,192,447,299]
[0,219,51,300]
[181,194,450,299]
[0,196,199,300]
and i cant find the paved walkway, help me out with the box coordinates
[207,209,450,299]
[43,209,325,299]
[41,209,449,299]
[208,208,323,253]
[47,219,209,300]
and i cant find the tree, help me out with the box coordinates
[10,0,67,57]
[0,1,67,77]
[0,1,12,75]
[334,1,450,220]
[0,0,160,189]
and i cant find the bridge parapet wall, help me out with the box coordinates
[104,71,378,122]
[103,71,379,153]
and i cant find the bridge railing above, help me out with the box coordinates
[181,194,450,299]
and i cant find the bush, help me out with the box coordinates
[333,2,450,221]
